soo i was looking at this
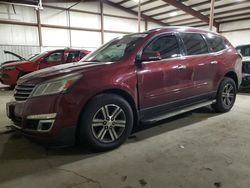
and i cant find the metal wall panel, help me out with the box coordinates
[0,45,40,64]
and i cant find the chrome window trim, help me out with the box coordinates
[136,31,230,65]
[141,56,186,65]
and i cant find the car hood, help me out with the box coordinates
[18,61,114,85]
[1,51,26,66]
[4,50,26,61]
[1,61,32,68]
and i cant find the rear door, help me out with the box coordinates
[179,32,213,96]
[137,33,195,112]
[203,34,229,91]
[39,50,64,69]
[66,50,81,63]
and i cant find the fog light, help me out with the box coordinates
[37,120,54,132]
[26,113,56,132]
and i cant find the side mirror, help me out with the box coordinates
[141,51,161,62]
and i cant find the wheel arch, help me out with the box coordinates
[224,71,238,89]
[77,88,139,133]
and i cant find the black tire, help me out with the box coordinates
[212,77,237,113]
[77,93,134,151]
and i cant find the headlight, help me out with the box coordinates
[32,74,81,97]
[3,66,15,71]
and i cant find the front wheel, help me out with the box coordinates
[212,77,237,113]
[78,93,134,151]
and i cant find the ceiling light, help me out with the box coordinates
[169,12,178,17]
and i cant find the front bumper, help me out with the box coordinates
[12,124,76,147]
[0,69,18,86]
[6,94,80,147]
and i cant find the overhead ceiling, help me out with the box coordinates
[106,0,250,27]
[1,0,250,27]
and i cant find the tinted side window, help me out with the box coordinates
[144,35,180,59]
[237,45,250,57]
[180,33,208,55]
[67,51,80,62]
[45,51,63,62]
[205,34,226,52]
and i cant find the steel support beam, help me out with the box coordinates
[101,0,167,26]
[138,0,141,32]
[36,9,43,47]
[162,0,219,29]
[209,0,215,31]
[100,0,104,44]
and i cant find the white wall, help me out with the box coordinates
[0,4,36,22]
[0,24,38,46]
[220,19,250,47]
[0,1,162,63]
[196,25,217,32]
[148,21,162,30]
[2,1,248,63]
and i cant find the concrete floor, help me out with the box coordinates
[0,85,250,188]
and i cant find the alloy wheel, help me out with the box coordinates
[91,104,126,143]
[222,83,235,107]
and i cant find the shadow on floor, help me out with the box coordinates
[0,105,222,183]
[129,106,221,142]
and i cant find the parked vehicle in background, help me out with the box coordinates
[6,27,242,151]
[0,48,91,87]
[1,50,41,66]
[236,44,250,86]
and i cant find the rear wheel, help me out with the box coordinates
[78,93,134,151]
[212,77,237,113]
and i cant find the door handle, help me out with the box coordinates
[175,64,187,70]
[210,61,218,65]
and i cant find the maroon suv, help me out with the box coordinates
[7,27,242,151]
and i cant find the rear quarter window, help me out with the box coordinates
[180,33,208,55]
[204,34,227,52]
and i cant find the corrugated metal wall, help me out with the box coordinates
[0,45,40,64]
[0,1,155,64]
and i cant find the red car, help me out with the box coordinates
[7,27,242,151]
[0,48,90,87]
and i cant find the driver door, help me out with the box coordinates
[39,50,64,69]
[137,33,195,118]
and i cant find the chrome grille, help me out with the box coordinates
[14,84,35,101]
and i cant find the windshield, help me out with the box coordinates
[28,51,49,61]
[27,53,39,60]
[236,45,250,57]
[81,33,147,62]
